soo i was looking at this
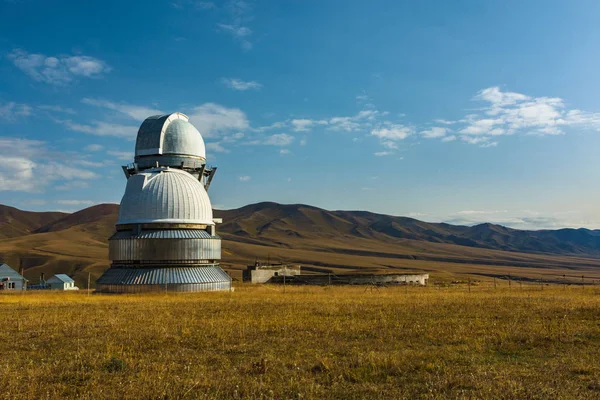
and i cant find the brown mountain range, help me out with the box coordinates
[1,202,600,287]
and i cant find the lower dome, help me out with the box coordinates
[96,265,231,293]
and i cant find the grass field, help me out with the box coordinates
[2,285,600,399]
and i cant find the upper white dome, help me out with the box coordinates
[118,168,213,225]
[135,113,206,160]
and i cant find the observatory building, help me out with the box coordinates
[96,113,231,293]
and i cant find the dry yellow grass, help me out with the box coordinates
[1,285,600,399]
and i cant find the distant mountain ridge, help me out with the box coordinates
[214,202,600,257]
[3,201,600,287]
[2,201,600,257]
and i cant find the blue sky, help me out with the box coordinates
[2,0,600,229]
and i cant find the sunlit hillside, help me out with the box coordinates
[2,202,600,288]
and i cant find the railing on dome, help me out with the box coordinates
[121,162,218,191]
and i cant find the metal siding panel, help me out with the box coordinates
[96,266,231,292]
[110,236,221,262]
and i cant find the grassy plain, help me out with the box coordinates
[1,285,600,399]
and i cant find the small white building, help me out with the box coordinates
[46,274,79,290]
[0,263,27,291]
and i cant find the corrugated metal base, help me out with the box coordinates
[96,265,231,293]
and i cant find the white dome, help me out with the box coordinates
[118,168,213,225]
[135,113,206,160]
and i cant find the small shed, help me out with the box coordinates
[46,274,79,290]
[0,263,27,291]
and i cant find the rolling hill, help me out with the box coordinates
[0,205,66,239]
[1,202,600,287]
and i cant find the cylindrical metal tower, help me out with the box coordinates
[96,113,230,293]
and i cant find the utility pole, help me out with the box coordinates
[468,277,471,293]
[494,277,497,290]
[87,272,91,296]
[508,274,511,289]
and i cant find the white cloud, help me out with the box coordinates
[381,140,398,150]
[459,118,503,135]
[187,103,249,137]
[0,138,99,192]
[434,119,457,125]
[8,49,111,85]
[437,86,600,146]
[221,78,262,91]
[82,98,163,121]
[442,135,456,142]
[238,175,251,181]
[262,133,294,146]
[279,149,290,155]
[421,127,449,139]
[291,118,328,132]
[0,102,32,120]
[371,124,412,141]
[329,110,384,132]
[206,142,229,153]
[252,121,286,132]
[374,151,393,157]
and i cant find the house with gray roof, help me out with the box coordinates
[0,263,27,291]
[46,274,79,291]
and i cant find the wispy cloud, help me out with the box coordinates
[262,133,294,146]
[84,144,104,152]
[0,102,32,120]
[82,98,163,121]
[187,103,249,137]
[217,1,254,50]
[58,119,138,139]
[206,142,229,153]
[0,137,99,192]
[221,77,262,91]
[420,127,449,139]
[371,124,412,141]
[107,150,133,161]
[442,209,597,230]
[8,49,111,85]
[238,175,251,181]
[430,86,600,146]
[38,105,76,115]
[56,199,95,206]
